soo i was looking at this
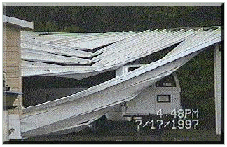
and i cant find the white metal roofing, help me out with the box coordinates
[59,31,137,49]
[21,48,92,65]
[3,15,33,29]
[21,27,221,137]
[21,31,135,77]
[92,29,194,71]
[23,27,221,112]
[21,29,197,78]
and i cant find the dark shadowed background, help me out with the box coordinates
[3,6,222,32]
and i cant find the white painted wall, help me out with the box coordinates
[3,111,9,142]
[8,115,22,139]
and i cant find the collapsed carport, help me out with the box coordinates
[18,27,222,139]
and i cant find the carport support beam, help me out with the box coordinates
[214,44,221,135]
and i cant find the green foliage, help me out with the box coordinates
[63,25,85,33]
[4,6,222,32]
[45,21,58,32]
[162,129,220,141]
[176,47,215,129]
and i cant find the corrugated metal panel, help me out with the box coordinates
[21,27,221,137]
[22,61,96,77]
[21,27,221,79]
[92,29,194,71]
[21,29,192,77]
[21,48,92,65]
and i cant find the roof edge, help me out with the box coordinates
[3,15,34,29]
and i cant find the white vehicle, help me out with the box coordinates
[106,70,182,121]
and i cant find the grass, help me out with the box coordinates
[161,129,221,141]
[25,126,221,142]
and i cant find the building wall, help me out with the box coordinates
[3,25,22,110]
[3,18,33,140]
